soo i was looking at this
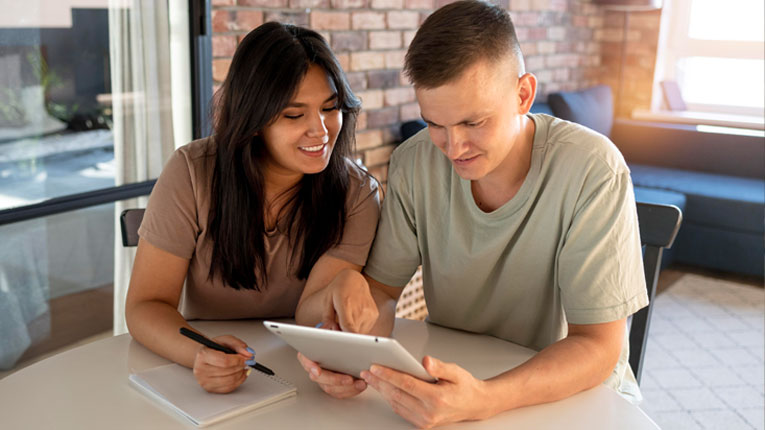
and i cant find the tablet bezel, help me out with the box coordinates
[263,321,436,382]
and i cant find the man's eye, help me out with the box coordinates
[467,121,483,127]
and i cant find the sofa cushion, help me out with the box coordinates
[629,164,765,234]
[548,85,614,137]
[529,102,554,115]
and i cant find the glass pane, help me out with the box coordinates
[688,0,765,42]
[0,202,115,374]
[677,57,765,109]
[0,2,115,211]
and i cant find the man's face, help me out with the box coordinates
[416,59,528,182]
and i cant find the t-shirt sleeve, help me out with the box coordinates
[363,154,422,288]
[558,167,648,325]
[325,172,382,267]
[137,149,199,259]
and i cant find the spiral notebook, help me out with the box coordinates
[129,363,296,427]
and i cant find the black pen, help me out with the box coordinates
[179,327,275,376]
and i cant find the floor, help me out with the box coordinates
[640,269,764,430]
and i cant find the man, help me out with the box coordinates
[299,1,647,427]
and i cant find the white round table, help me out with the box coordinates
[0,318,659,429]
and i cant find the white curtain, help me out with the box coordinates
[108,0,191,335]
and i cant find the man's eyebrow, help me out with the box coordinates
[421,114,487,127]
[286,93,338,108]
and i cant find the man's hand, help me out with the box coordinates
[297,352,368,399]
[361,356,492,428]
[321,269,379,333]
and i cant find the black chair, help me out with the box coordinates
[120,209,145,247]
[630,202,682,384]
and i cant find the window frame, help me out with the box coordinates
[653,0,764,116]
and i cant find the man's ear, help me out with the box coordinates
[517,73,538,115]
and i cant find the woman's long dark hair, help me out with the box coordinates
[208,22,361,291]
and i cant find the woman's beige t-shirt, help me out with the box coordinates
[138,137,381,320]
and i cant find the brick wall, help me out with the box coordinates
[599,8,661,118]
[210,0,661,183]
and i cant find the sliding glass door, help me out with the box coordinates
[0,0,210,374]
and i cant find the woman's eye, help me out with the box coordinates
[322,105,339,112]
[284,114,303,119]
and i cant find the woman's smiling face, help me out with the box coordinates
[261,64,343,181]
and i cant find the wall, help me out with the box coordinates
[210,0,661,183]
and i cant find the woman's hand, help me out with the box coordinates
[192,335,253,394]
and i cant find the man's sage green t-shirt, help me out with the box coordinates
[364,113,648,401]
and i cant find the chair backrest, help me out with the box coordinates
[120,209,146,247]
[630,202,683,384]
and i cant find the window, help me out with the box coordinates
[0,0,204,375]
[653,0,764,117]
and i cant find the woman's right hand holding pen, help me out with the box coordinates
[192,335,253,394]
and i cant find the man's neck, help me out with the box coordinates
[471,115,535,212]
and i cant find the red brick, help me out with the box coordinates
[346,72,367,92]
[510,0,531,10]
[290,0,329,7]
[212,58,232,82]
[351,51,385,71]
[384,87,415,106]
[547,26,566,41]
[367,70,401,88]
[403,30,417,47]
[239,0,287,6]
[531,0,548,10]
[332,0,368,7]
[212,10,232,33]
[212,35,237,57]
[357,89,385,109]
[387,11,419,29]
[400,102,420,121]
[537,41,556,54]
[311,11,351,30]
[332,32,366,51]
[364,144,396,166]
[367,107,400,128]
[371,0,403,8]
[235,10,264,31]
[212,0,235,5]
[356,129,383,149]
[513,12,540,26]
[434,0,456,8]
[384,50,406,69]
[336,53,350,71]
[355,111,368,131]
[369,31,402,50]
[352,12,386,29]
[525,55,544,71]
[405,0,433,8]
[264,11,309,27]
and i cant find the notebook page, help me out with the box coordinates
[129,363,296,427]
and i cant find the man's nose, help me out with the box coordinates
[444,127,466,158]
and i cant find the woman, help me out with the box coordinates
[125,22,382,394]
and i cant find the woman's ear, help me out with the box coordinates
[517,72,538,115]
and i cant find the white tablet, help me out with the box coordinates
[263,321,436,382]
